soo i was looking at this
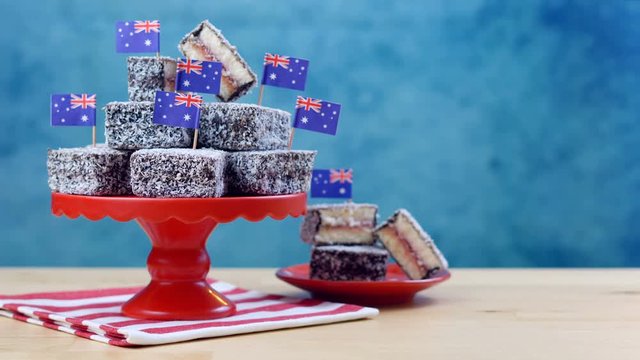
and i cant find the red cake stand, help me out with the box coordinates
[51,192,306,321]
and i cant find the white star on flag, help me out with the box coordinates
[145,39,151,46]
[339,188,346,194]
[184,114,191,121]
[301,116,308,124]
[183,80,190,87]
[81,115,88,122]
[269,73,277,80]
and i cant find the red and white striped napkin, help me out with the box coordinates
[0,279,378,346]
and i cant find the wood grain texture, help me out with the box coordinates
[1,268,639,360]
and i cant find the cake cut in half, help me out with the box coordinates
[310,245,388,281]
[301,203,378,245]
[127,56,177,102]
[374,209,448,280]
[179,20,257,102]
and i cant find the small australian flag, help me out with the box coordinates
[293,96,341,135]
[116,20,160,53]
[311,169,353,198]
[153,91,202,129]
[175,58,223,95]
[50,94,96,126]
[261,53,309,91]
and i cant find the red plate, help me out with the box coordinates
[276,263,451,306]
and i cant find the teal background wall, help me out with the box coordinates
[0,1,638,267]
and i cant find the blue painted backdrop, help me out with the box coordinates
[0,1,638,267]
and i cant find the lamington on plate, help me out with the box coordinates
[310,245,388,281]
[179,20,257,102]
[225,150,316,196]
[374,209,448,280]
[104,102,193,150]
[127,56,177,102]
[199,103,290,151]
[130,148,226,198]
[301,203,378,245]
[47,144,132,196]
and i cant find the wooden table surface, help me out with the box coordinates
[0,268,639,359]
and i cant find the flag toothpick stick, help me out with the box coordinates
[257,85,265,106]
[92,126,96,147]
[193,129,199,149]
[287,128,295,149]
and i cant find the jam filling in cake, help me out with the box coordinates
[374,209,448,280]
[301,203,378,245]
[179,20,257,102]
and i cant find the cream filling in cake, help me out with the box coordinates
[180,25,254,101]
[315,226,375,245]
[377,211,448,279]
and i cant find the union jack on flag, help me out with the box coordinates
[50,93,96,126]
[175,58,223,95]
[261,53,309,91]
[152,91,202,129]
[310,169,353,199]
[293,96,342,135]
[116,20,160,53]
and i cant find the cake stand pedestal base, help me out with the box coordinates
[51,192,307,321]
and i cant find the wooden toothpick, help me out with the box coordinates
[287,128,295,150]
[193,129,199,149]
[92,125,96,147]
[257,85,265,106]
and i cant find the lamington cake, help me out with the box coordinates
[130,149,226,198]
[47,144,132,196]
[127,56,177,102]
[199,103,290,151]
[310,245,388,281]
[301,203,378,245]
[225,150,316,196]
[104,102,193,150]
[179,20,257,102]
[374,209,448,280]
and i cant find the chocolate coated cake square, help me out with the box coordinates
[47,144,132,196]
[199,103,290,151]
[225,150,316,196]
[104,102,193,150]
[130,148,226,198]
[310,245,388,281]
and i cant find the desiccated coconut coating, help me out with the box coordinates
[127,56,177,102]
[225,150,316,196]
[375,209,448,280]
[130,148,226,198]
[199,103,290,151]
[310,245,388,281]
[47,144,132,196]
[104,102,193,150]
[178,20,257,102]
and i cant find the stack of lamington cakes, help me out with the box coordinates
[48,20,316,198]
